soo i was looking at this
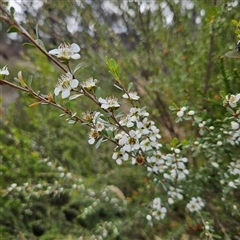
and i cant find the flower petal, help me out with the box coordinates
[49,49,60,55]
[70,79,79,88]
[88,138,95,145]
[62,89,70,99]
[71,43,80,52]
[98,97,106,104]
[54,87,61,96]
[71,53,81,60]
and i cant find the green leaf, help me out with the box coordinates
[28,75,33,88]
[225,50,240,59]
[69,94,83,100]
[67,120,76,124]
[95,87,101,99]
[180,100,187,107]
[219,91,226,99]
[171,137,178,147]
[115,111,125,119]
[212,234,222,239]
[231,19,239,26]
[7,26,19,33]
[35,39,46,50]
[106,130,114,138]
[36,24,39,39]
[23,42,35,48]
[73,63,82,74]
[65,101,71,109]
[235,29,240,34]
[169,105,176,111]
[14,77,20,84]
[109,58,117,69]
[95,137,103,149]
[181,139,189,145]
[127,82,133,91]
[113,84,123,91]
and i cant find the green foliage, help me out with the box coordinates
[1,1,240,239]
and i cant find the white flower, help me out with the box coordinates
[118,130,140,152]
[98,97,120,110]
[187,110,195,116]
[122,91,140,100]
[95,122,104,132]
[231,121,239,130]
[211,162,219,168]
[88,128,99,145]
[119,115,135,128]
[177,107,187,117]
[81,77,98,91]
[152,207,167,220]
[146,215,152,221]
[130,107,149,117]
[228,181,237,188]
[112,148,129,165]
[49,43,80,60]
[54,72,79,99]
[227,94,240,108]
[186,197,205,212]
[0,66,9,76]
[152,197,161,210]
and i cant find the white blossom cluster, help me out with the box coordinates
[112,107,162,165]
[146,197,167,221]
[223,159,240,189]
[223,93,240,145]
[0,65,10,77]
[89,221,119,240]
[2,37,239,236]
[3,158,85,199]
[186,197,205,212]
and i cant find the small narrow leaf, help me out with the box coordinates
[65,101,71,109]
[7,26,19,33]
[17,71,27,87]
[127,82,133,91]
[235,29,240,34]
[67,120,76,124]
[225,50,240,59]
[29,102,41,107]
[219,91,226,98]
[35,39,46,50]
[231,19,239,26]
[115,111,125,118]
[95,137,103,149]
[36,24,39,39]
[109,58,116,69]
[95,87,101,99]
[169,105,176,111]
[14,77,20,83]
[23,42,35,48]
[171,137,178,147]
[73,63,82,74]
[69,94,83,100]
[28,75,33,87]
[113,84,123,91]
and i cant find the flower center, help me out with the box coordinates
[60,79,70,89]
[129,137,136,145]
